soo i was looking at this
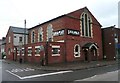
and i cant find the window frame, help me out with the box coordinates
[17,47,20,56]
[8,48,11,55]
[21,47,24,56]
[80,13,93,38]
[74,44,80,58]
[47,24,53,42]
[35,46,41,56]
[38,27,43,42]
[28,47,32,56]
[31,30,35,43]
[8,36,11,43]
[19,37,23,43]
[52,45,60,56]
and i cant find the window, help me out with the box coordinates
[52,46,60,56]
[21,48,24,56]
[81,14,85,36]
[38,27,43,42]
[8,36,11,43]
[47,24,53,42]
[74,44,80,57]
[17,48,20,56]
[8,48,11,55]
[31,31,35,43]
[19,37,22,42]
[81,13,92,37]
[14,36,16,38]
[28,47,32,56]
[35,46,41,56]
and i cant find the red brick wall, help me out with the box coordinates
[5,31,14,60]
[27,8,103,64]
[47,42,65,64]
[102,28,116,60]
[63,10,103,61]
[17,42,65,64]
[28,17,66,43]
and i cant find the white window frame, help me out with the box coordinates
[80,12,93,38]
[47,24,53,42]
[28,47,32,56]
[38,27,43,42]
[8,48,11,55]
[52,45,60,56]
[74,44,80,57]
[31,30,35,43]
[8,36,11,43]
[17,48,20,56]
[22,47,24,56]
[35,46,41,56]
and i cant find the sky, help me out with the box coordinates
[0,0,119,39]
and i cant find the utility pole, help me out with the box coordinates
[24,19,26,63]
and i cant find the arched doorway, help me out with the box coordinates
[90,46,97,61]
[82,43,98,62]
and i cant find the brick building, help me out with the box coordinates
[5,26,28,61]
[5,7,103,65]
[23,7,103,65]
[102,26,120,60]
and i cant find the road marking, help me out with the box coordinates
[6,70,73,80]
[75,75,97,81]
[6,70,22,79]
[11,68,35,73]
[21,70,73,79]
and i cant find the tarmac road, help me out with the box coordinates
[1,60,119,82]
[76,70,119,81]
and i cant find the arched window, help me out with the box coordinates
[8,48,11,55]
[38,27,43,42]
[81,14,85,36]
[88,17,92,37]
[80,13,92,37]
[47,24,53,42]
[31,30,35,43]
[74,44,80,57]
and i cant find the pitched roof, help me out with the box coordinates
[82,43,99,49]
[9,26,28,34]
[28,15,66,30]
[102,26,120,30]
[29,7,102,30]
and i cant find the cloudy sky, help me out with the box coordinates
[0,0,119,39]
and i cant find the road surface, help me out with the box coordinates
[1,60,119,82]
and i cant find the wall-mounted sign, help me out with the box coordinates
[67,29,80,36]
[53,29,64,36]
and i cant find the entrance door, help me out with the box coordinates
[91,47,97,61]
[84,50,88,61]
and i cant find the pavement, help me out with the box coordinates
[2,59,118,71]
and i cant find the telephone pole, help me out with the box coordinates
[24,19,26,62]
